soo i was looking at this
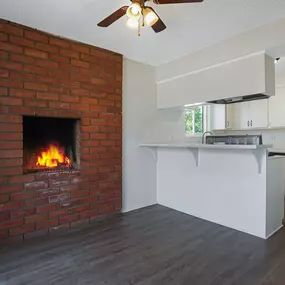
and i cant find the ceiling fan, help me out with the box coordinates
[98,0,204,36]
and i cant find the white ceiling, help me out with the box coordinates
[1,0,285,66]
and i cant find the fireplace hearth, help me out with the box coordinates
[23,116,80,173]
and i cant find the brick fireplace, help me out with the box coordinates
[0,20,122,240]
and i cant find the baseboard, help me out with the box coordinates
[266,225,284,239]
[122,203,158,213]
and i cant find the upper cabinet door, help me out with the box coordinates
[232,102,250,129]
[269,87,285,127]
[226,104,234,129]
[249,99,268,128]
[210,104,226,130]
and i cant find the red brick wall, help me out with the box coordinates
[0,20,122,241]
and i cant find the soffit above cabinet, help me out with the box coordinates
[157,52,275,109]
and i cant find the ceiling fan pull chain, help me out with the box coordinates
[138,14,141,37]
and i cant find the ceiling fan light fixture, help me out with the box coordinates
[143,7,159,27]
[126,18,139,29]
[127,3,142,20]
[98,0,206,34]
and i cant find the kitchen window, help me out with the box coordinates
[185,106,207,135]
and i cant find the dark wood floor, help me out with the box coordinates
[1,205,285,285]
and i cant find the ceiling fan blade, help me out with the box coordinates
[98,6,128,27]
[147,7,166,33]
[151,18,166,33]
[153,0,203,4]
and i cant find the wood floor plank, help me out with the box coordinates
[0,205,285,285]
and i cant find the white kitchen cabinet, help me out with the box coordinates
[231,100,268,129]
[232,102,250,129]
[269,86,285,127]
[210,104,226,130]
[250,99,268,128]
[210,104,234,130]
[211,99,269,130]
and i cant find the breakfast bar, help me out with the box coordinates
[140,143,284,239]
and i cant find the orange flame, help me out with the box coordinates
[36,144,71,168]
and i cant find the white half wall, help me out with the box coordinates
[157,148,268,238]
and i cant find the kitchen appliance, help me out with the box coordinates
[206,135,263,145]
[208,94,270,104]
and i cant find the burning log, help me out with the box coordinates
[25,144,73,172]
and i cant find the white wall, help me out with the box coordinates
[123,59,196,213]
[122,59,157,212]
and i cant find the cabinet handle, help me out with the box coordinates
[227,121,229,128]
[251,120,253,127]
[247,121,249,127]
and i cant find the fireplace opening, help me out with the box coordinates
[23,116,80,173]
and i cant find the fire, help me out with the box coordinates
[36,144,71,168]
